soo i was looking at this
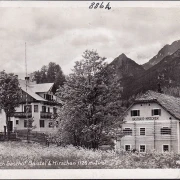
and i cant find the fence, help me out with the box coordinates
[15,130,61,146]
[0,130,61,146]
[15,130,46,143]
[0,132,18,141]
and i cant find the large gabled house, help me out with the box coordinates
[115,90,180,153]
[0,77,61,133]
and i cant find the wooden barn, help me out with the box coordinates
[115,90,180,153]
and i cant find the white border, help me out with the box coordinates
[0,169,180,179]
[1,1,180,179]
[177,121,179,153]
[1,1,180,8]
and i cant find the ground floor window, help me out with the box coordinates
[16,120,19,125]
[125,145,131,151]
[140,145,146,152]
[24,120,27,127]
[40,120,45,128]
[163,145,169,152]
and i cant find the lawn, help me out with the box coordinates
[0,141,180,169]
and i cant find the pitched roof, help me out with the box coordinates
[135,90,180,120]
[29,83,54,93]
[19,80,47,101]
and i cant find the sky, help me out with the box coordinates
[1,4,180,78]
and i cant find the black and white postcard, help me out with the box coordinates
[0,1,180,179]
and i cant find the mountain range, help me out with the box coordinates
[143,40,180,70]
[109,39,180,99]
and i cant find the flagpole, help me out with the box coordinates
[25,42,30,143]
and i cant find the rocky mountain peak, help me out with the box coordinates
[118,53,127,59]
[143,39,180,70]
[172,48,180,58]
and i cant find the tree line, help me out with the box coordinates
[32,62,66,93]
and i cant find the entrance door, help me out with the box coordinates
[9,121,13,132]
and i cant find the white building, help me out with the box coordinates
[115,90,180,153]
[0,78,61,133]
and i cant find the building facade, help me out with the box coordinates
[115,90,180,153]
[0,78,61,133]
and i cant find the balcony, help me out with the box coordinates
[40,112,52,119]
[14,112,32,118]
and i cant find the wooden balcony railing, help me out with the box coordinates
[14,112,32,118]
[40,112,52,119]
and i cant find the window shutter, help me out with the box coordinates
[131,110,133,117]
[138,110,140,116]
[152,109,154,116]
[159,109,161,116]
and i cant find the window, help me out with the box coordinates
[125,145,131,151]
[131,110,140,117]
[123,128,132,136]
[152,109,161,116]
[161,127,171,135]
[40,120,45,128]
[53,107,57,114]
[140,128,145,136]
[42,106,46,113]
[48,107,50,113]
[47,94,51,100]
[163,145,169,152]
[34,105,38,112]
[24,105,32,112]
[49,122,53,128]
[140,145,146,152]
[24,120,27,128]
[16,120,19,125]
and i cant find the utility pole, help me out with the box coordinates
[25,42,30,143]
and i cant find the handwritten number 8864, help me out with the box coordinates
[89,2,111,10]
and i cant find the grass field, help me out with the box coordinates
[0,141,180,169]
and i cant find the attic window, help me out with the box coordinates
[152,109,161,116]
[131,110,140,117]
